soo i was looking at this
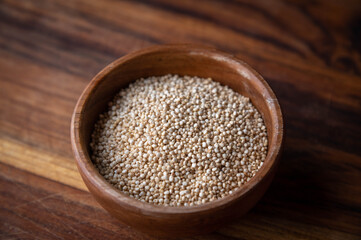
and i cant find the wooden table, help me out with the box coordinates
[1,0,360,239]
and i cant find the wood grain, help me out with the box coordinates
[0,0,361,239]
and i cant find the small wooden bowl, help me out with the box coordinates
[71,45,283,237]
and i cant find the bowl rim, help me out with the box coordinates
[71,44,283,215]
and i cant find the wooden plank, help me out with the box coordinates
[0,137,87,191]
[0,163,151,240]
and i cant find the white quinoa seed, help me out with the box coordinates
[91,75,268,207]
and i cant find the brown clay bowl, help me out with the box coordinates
[71,44,283,237]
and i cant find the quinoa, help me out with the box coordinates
[90,75,268,207]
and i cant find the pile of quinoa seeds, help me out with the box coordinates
[90,75,268,207]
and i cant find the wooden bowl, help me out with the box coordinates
[71,45,283,237]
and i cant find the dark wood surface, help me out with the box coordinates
[0,0,360,239]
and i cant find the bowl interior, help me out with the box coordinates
[75,46,282,210]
